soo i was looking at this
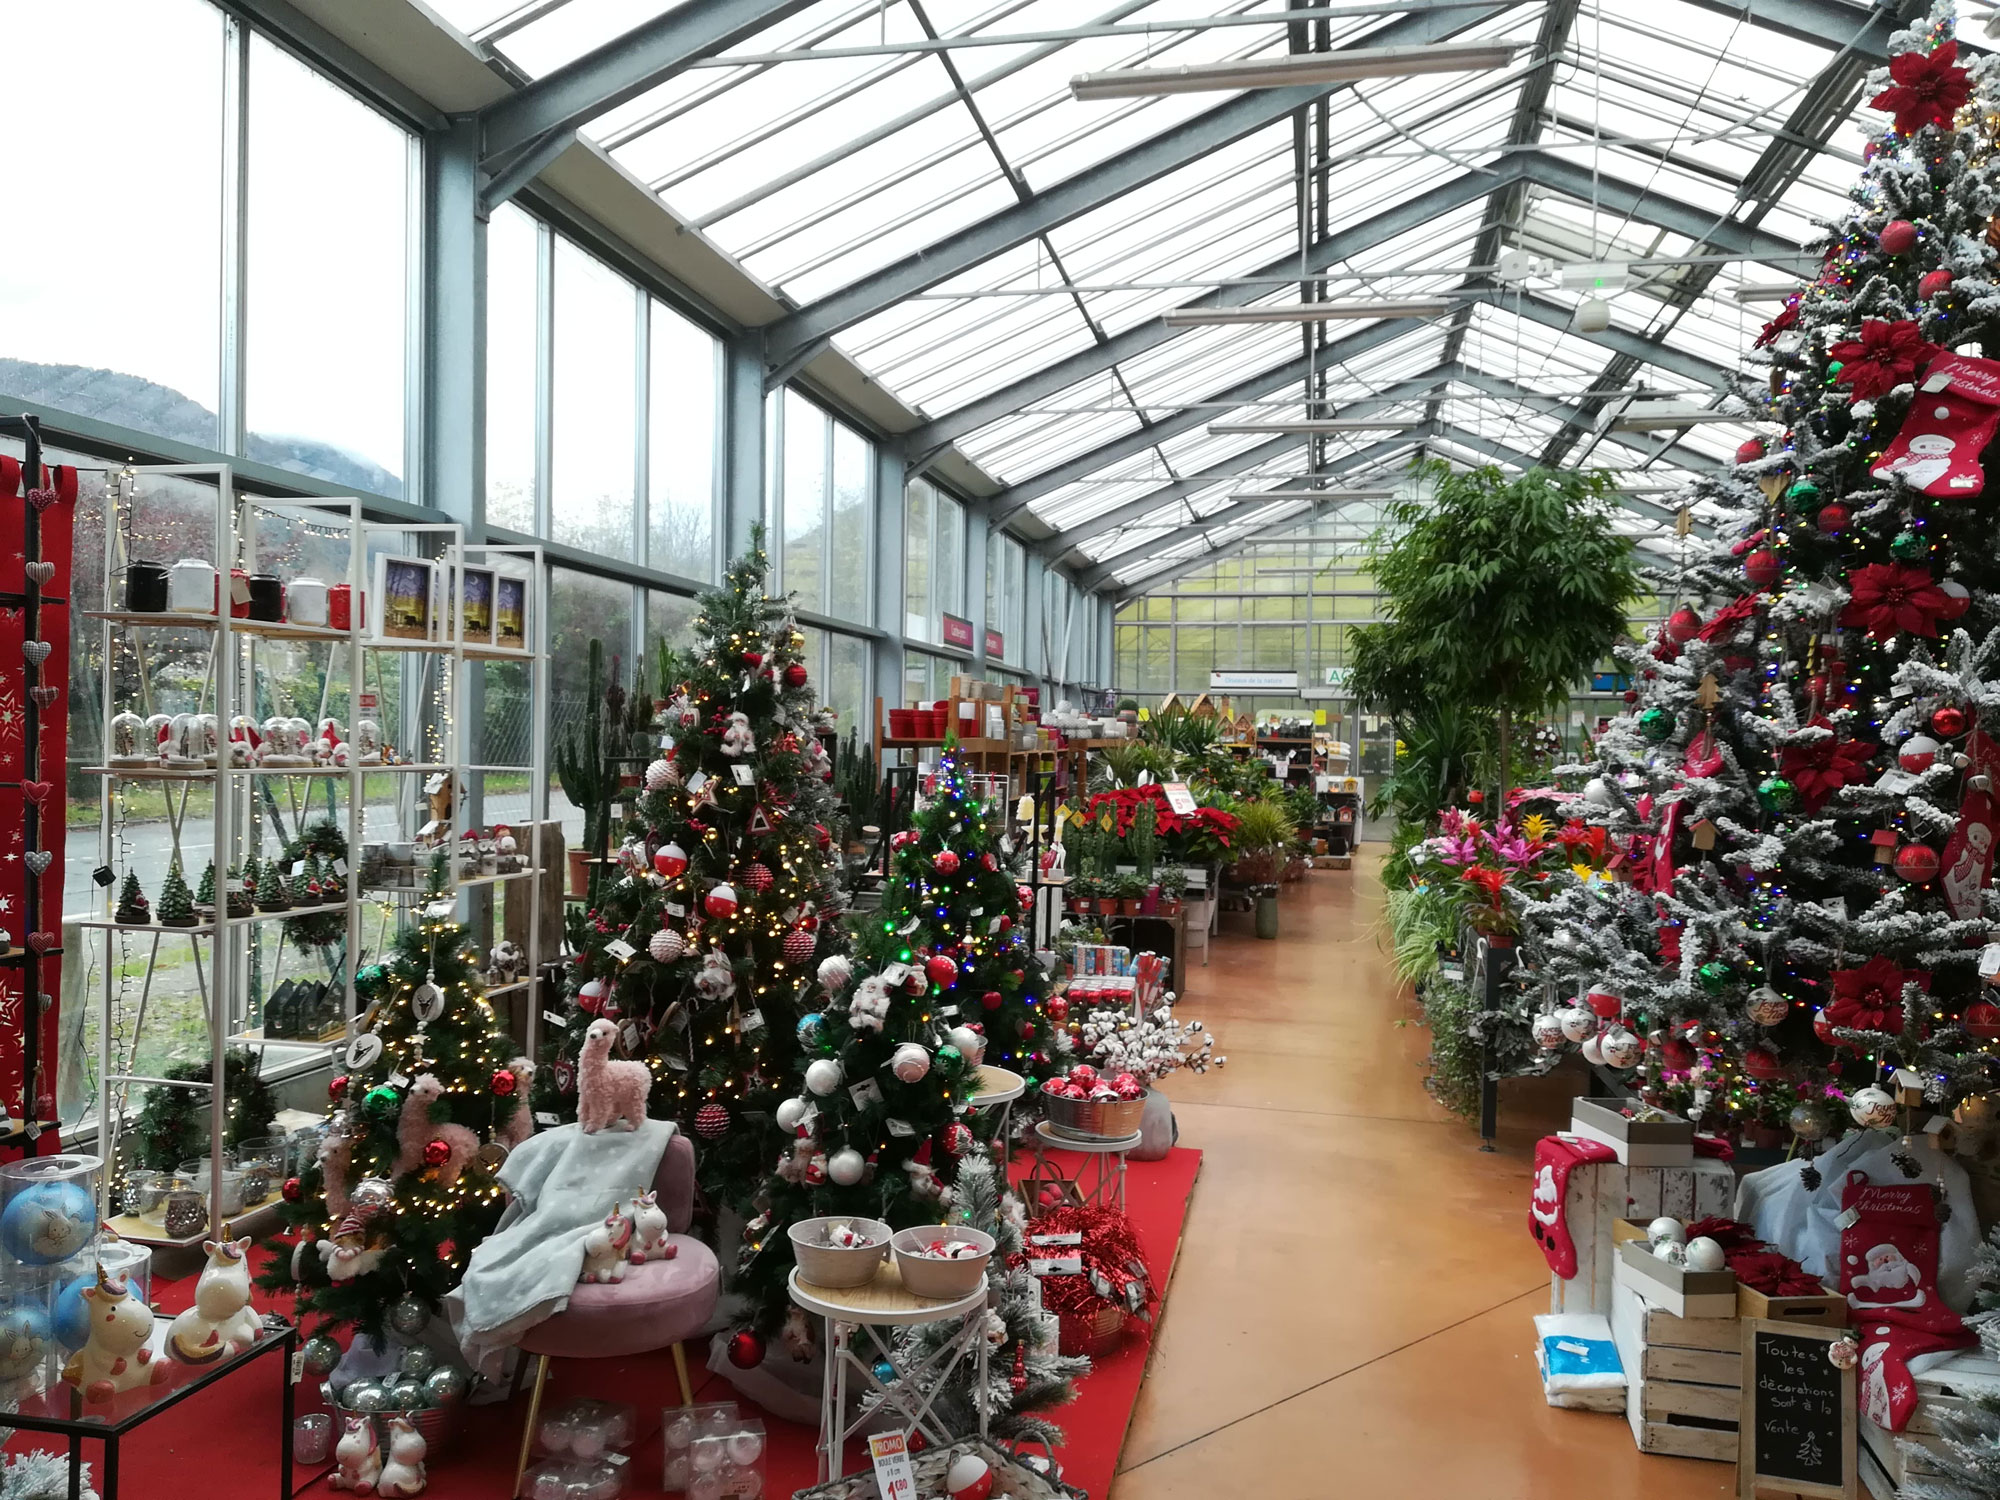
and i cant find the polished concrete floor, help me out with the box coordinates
[1115,852,1734,1499]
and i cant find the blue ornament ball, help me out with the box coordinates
[796,1012,824,1046]
[52,1274,92,1352]
[0,1302,51,1380]
[872,1360,895,1382]
[0,1180,96,1265]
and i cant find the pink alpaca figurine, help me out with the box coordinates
[395,1074,480,1185]
[497,1055,536,1150]
[577,1019,650,1134]
[319,1129,355,1218]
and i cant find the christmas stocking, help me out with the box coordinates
[1838,1170,1974,1429]
[1871,351,2000,497]
[1530,1134,1617,1278]
[1856,1319,1974,1432]
[1940,726,2000,919]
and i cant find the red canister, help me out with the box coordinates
[328,584,361,631]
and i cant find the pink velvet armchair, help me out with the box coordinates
[514,1129,718,1488]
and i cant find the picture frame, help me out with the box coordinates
[448,565,496,646]
[373,554,435,643]
[494,571,529,652]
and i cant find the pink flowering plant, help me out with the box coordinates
[1409,810,1561,938]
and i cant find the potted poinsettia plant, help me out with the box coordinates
[1410,808,1559,947]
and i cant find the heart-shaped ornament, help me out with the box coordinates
[23,562,54,588]
[25,933,56,954]
[21,783,51,808]
[21,641,50,671]
[29,687,56,709]
[24,488,56,513]
[24,852,50,878]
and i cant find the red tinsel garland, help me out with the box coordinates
[1011,1204,1154,1321]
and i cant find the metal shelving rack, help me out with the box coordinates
[74,474,548,1245]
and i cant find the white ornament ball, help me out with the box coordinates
[1531,1013,1566,1051]
[775,1097,810,1132]
[827,1148,866,1187]
[649,928,686,964]
[1583,777,1616,808]
[1600,1027,1641,1069]
[805,1059,845,1097]
[1646,1217,1686,1249]
[946,1455,992,1500]
[1746,986,1789,1027]
[1683,1236,1726,1273]
[1652,1240,1687,1266]
[946,1025,985,1065]
[645,758,674,790]
[1850,1085,1897,1128]
[1557,1006,1596,1043]
[1580,1034,1606,1067]
[891,1044,931,1083]
[817,955,853,993]
[1900,734,1942,773]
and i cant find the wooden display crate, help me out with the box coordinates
[1609,1283,1741,1463]
[1613,1220,1737,1319]
[1736,1280,1847,1327]
[1548,1155,1735,1317]
[1857,1347,2000,1498]
[1568,1097,1696,1166]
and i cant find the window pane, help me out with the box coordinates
[828,421,870,623]
[826,632,869,740]
[549,568,634,847]
[936,497,964,620]
[647,588,700,676]
[551,240,637,559]
[246,35,409,496]
[7,0,223,449]
[782,392,827,613]
[905,479,932,640]
[648,301,717,581]
[486,203,539,535]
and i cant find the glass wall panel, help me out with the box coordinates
[550,240,637,559]
[936,495,965,623]
[646,589,701,684]
[905,479,933,640]
[648,300,718,581]
[782,391,827,613]
[829,422,871,623]
[486,204,540,535]
[549,568,635,845]
[7,0,224,451]
[245,34,410,495]
[826,631,869,737]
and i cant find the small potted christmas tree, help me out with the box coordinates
[114,870,150,926]
[156,859,198,929]
[226,864,254,919]
[254,858,291,913]
[193,861,217,919]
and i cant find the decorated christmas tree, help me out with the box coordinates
[114,870,148,925]
[730,746,1067,1340]
[535,529,846,1201]
[256,898,523,1346]
[254,857,290,913]
[194,861,216,910]
[1523,2,2000,1142]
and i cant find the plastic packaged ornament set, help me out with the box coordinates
[658,1400,766,1499]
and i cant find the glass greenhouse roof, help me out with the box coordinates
[445,0,1961,594]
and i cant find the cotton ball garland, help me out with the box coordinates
[891,1044,931,1083]
[827,1149,866,1187]
[805,1059,845,1096]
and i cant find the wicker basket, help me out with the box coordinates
[790,1216,892,1289]
[1040,1090,1145,1141]
[1059,1303,1130,1357]
[793,1437,1072,1500]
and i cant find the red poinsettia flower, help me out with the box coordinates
[1696,594,1760,643]
[1829,318,1941,399]
[1823,955,1920,1035]
[1753,295,1800,350]
[1839,562,1953,639]
[1869,41,1972,136]
[1776,716,1876,812]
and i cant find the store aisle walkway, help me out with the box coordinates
[1113,853,1733,1499]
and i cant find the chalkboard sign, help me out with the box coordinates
[1738,1319,1855,1499]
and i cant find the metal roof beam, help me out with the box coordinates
[1445,367,1725,472]
[1476,287,1733,390]
[761,3,1511,367]
[480,0,821,169]
[1512,153,1807,264]
[1675,0,1923,63]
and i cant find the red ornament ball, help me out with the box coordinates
[1895,843,1941,882]
[653,842,689,879]
[925,955,959,988]
[424,1139,452,1168]
[1623,689,1639,705]
[1933,705,1969,738]
[1879,219,1918,254]
[1818,502,1851,534]
[704,882,739,918]
[1743,1045,1783,1081]
[330,1074,349,1099]
[783,662,808,688]
[741,863,774,894]
[1047,996,1068,1022]
[812,822,832,850]
[1017,884,1035,910]
[1921,268,1955,299]
[282,1176,302,1203]
[490,1068,518,1097]
[1466,789,1485,806]
[981,990,1003,1011]
[741,651,764,669]
[933,850,961,875]
[1744,549,1782,588]
[1585,990,1623,1019]
[1965,1002,2000,1042]
[1661,1037,1696,1071]
[1900,734,1941,772]
[695,1102,731,1139]
[726,1330,766,1369]
[1735,437,1766,465]
[1939,579,1972,619]
[783,928,816,964]
[1666,606,1703,643]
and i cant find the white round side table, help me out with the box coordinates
[1027,1122,1142,1211]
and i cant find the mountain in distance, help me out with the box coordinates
[0,357,402,496]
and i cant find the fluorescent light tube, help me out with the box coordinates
[1163,298,1453,326]
[1731,283,1803,303]
[1071,41,1522,99]
[1225,488,1397,500]
[1603,400,1749,432]
[1207,420,1421,435]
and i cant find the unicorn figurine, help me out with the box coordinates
[627,1191,674,1264]
[376,1413,428,1496]
[330,1413,382,1492]
[61,1269,170,1402]
[580,1205,633,1284]
[169,1237,261,1363]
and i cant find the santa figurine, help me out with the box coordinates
[1847,1243,1929,1312]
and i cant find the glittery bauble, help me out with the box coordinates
[329,1074,349,1099]
[363,1085,402,1124]
[1047,996,1068,1023]
[349,1177,396,1218]
[1965,1001,2000,1041]
[302,1333,342,1376]
[345,1380,393,1414]
[1933,705,1968,738]
[282,1176,303,1203]
[1879,218,1918,253]
[1747,987,1789,1026]
[1895,842,1941,882]
[1696,960,1731,995]
[422,1365,470,1406]
[727,1330,766,1369]
[388,1294,429,1337]
[933,850,961,875]
[1849,1085,1898,1128]
[1891,529,1927,561]
[741,863,774,894]
[1665,607,1702,643]
[695,1102,731,1139]
[1744,549,1782,588]
[1757,775,1797,812]
[1638,707,1675,743]
[1788,479,1821,505]
[399,1345,438,1379]
[490,1068,518,1097]
[1817,502,1850,533]
[783,928,815,964]
[423,1139,451,1168]
[797,1012,825,1046]
[1789,1101,1831,1142]
[1017,884,1034,910]
[1735,437,1766,465]
[873,1359,895,1382]
[1661,1037,1696,1070]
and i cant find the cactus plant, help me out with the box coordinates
[556,638,614,898]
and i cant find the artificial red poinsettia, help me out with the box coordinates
[1776,716,1876,811]
[1754,295,1800,349]
[1839,562,1953,638]
[1823,955,1923,1035]
[1869,40,1972,136]
[1697,594,1760,643]
[1829,318,1941,399]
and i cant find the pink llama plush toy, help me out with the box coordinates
[497,1055,537,1150]
[395,1073,480,1185]
[577,1019,650,1134]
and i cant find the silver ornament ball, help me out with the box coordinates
[388,1378,428,1410]
[423,1364,470,1406]
[301,1333,342,1376]
[388,1294,429,1337]
[397,1345,438,1379]
[344,1380,393,1414]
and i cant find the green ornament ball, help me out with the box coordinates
[356,963,388,995]
[1891,529,1925,560]
[1697,960,1732,995]
[1638,707,1675,743]
[1757,775,1798,812]
[937,1044,963,1071]
[363,1085,402,1124]
[1825,361,1844,386]
[1787,479,1820,505]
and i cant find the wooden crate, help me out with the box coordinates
[1610,1283,1741,1463]
[1856,1347,2000,1495]
[1549,1156,1736,1317]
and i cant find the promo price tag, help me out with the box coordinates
[738,1007,764,1033]
[620,1022,641,1051]
[849,1078,884,1109]
[604,938,637,962]
[667,902,686,918]
[867,1434,918,1500]
[1027,1254,1083,1276]
[1162,781,1197,816]
[542,1009,567,1027]
[731,763,756,786]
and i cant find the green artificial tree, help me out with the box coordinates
[114,870,148,925]
[194,861,216,911]
[133,1049,277,1170]
[535,528,846,1205]
[156,859,197,929]
[732,745,1067,1336]
[254,856,289,912]
[256,899,524,1344]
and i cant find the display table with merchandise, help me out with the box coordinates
[0,1312,295,1499]
[788,1265,988,1483]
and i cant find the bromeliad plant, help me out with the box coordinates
[1409,808,1563,940]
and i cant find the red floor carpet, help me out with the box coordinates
[6,1146,1201,1498]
